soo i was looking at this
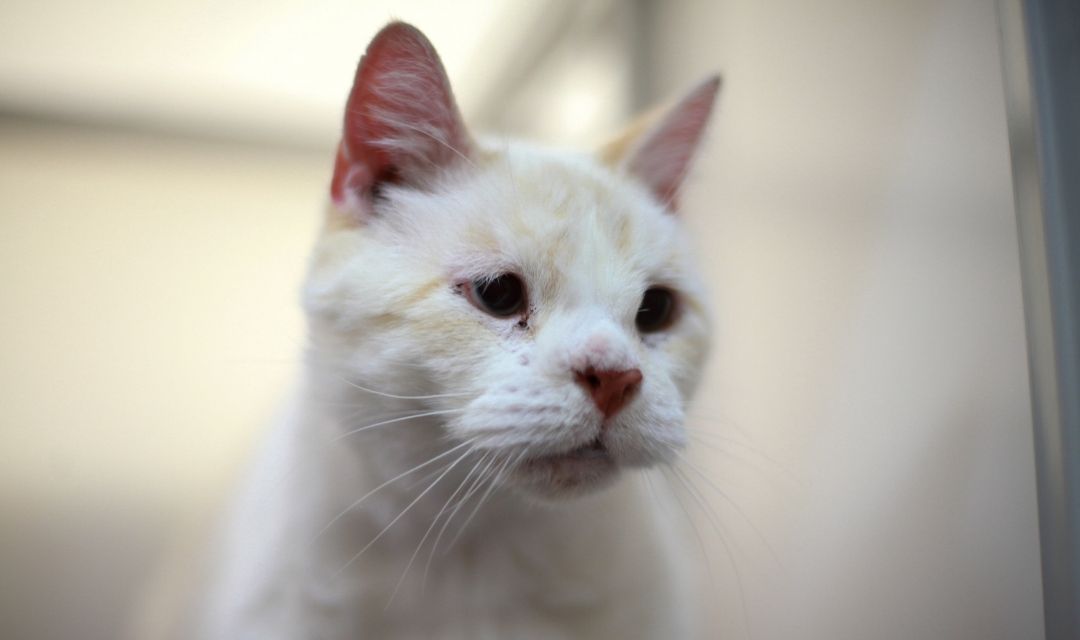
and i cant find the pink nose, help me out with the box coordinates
[574,367,643,420]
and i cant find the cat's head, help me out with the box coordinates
[305,22,717,498]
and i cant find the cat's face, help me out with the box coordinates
[305,22,717,498]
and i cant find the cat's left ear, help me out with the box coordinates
[600,76,720,211]
[330,22,473,220]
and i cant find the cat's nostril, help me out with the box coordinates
[573,367,644,420]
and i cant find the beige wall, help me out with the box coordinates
[0,120,324,640]
[0,1,1043,639]
[644,1,1043,638]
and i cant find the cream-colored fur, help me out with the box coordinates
[170,22,718,640]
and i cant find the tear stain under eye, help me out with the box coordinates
[509,304,532,333]
[452,277,533,335]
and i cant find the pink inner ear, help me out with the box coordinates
[331,22,471,213]
[626,76,720,210]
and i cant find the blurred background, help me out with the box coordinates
[0,1,1044,639]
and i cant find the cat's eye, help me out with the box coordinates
[470,274,526,317]
[636,287,677,333]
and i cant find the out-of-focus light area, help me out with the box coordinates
[0,0,628,148]
[0,1,1044,640]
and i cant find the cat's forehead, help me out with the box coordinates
[488,144,651,210]
[377,143,693,309]
[459,147,683,272]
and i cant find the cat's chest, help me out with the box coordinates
[307,532,615,640]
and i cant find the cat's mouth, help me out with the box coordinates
[534,436,610,464]
[514,436,618,497]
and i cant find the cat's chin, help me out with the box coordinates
[510,438,622,500]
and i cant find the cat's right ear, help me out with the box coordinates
[599,76,720,212]
[330,22,473,222]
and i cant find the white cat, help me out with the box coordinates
[167,21,719,640]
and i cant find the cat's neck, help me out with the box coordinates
[292,363,527,554]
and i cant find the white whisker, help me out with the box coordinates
[385,451,489,608]
[314,439,476,540]
[661,464,753,640]
[444,448,524,552]
[422,452,498,587]
[645,467,716,594]
[669,464,745,559]
[336,375,472,401]
[332,408,464,442]
[684,426,804,486]
[334,443,476,578]
[675,451,781,567]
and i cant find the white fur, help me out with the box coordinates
[162,20,718,635]
[171,139,713,639]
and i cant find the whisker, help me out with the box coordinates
[669,464,747,560]
[299,338,469,373]
[684,426,804,486]
[385,451,491,608]
[314,439,476,540]
[250,413,441,512]
[332,408,464,442]
[304,349,436,371]
[444,448,525,552]
[684,433,805,502]
[404,453,464,491]
[422,452,498,587]
[675,451,782,568]
[334,443,476,578]
[661,464,753,640]
[642,469,717,594]
[685,411,783,459]
[331,404,442,428]
[685,432,771,470]
[335,375,472,401]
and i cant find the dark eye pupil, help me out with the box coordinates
[636,288,675,332]
[472,274,525,317]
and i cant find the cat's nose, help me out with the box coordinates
[574,367,643,420]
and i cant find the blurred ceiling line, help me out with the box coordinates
[0,1,599,154]
[0,105,334,156]
[0,0,576,151]
[468,0,620,128]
